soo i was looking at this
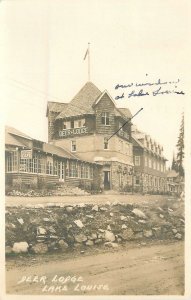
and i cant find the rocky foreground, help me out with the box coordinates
[5,197,184,255]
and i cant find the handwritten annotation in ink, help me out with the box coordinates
[114,75,185,100]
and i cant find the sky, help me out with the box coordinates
[0,0,189,167]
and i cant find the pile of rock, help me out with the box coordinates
[5,200,184,255]
[6,186,90,197]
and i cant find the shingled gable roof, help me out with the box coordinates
[56,81,102,119]
[5,126,32,140]
[46,102,68,117]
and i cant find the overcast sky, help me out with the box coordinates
[0,0,188,167]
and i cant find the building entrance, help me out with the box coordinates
[104,171,110,190]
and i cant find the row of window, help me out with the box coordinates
[134,156,166,172]
[135,174,165,187]
[61,112,111,131]
[6,152,94,179]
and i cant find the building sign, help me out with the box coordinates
[20,150,33,159]
[59,127,88,138]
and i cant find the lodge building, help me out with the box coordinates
[5,81,168,193]
[5,126,101,190]
[47,81,134,191]
[132,126,167,193]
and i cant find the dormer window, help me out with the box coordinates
[63,121,66,129]
[101,112,110,125]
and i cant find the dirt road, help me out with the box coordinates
[6,194,172,207]
[6,241,184,295]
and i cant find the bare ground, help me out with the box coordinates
[6,194,173,207]
[6,240,184,295]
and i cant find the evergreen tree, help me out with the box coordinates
[176,114,184,176]
[171,152,178,172]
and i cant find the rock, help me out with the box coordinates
[98,233,104,239]
[66,206,73,213]
[138,220,146,224]
[117,237,122,243]
[78,203,85,208]
[172,228,178,234]
[134,232,143,239]
[119,228,134,240]
[49,235,58,240]
[12,242,29,253]
[32,243,48,254]
[104,242,118,248]
[106,201,111,206]
[92,205,99,212]
[74,220,84,228]
[141,242,146,246]
[120,216,126,221]
[86,240,94,246]
[17,218,24,225]
[104,230,115,242]
[132,209,146,219]
[100,207,108,211]
[98,229,105,233]
[86,215,94,219]
[5,246,12,254]
[168,208,174,212]
[122,224,127,229]
[180,219,185,224]
[143,230,153,238]
[88,233,97,240]
[48,226,56,234]
[110,213,114,217]
[37,227,47,235]
[175,233,182,240]
[159,214,164,219]
[107,225,111,231]
[58,240,69,250]
[74,234,87,243]
[112,201,119,206]
[43,218,50,222]
[73,243,81,248]
[152,227,161,238]
[94,239,102,244]
[158,207,163,212]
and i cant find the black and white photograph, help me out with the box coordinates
[0,0,190,298]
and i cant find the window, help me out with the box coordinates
[71,140,76,152]
[101,112,110,125]
[90,167,93,179]
[70,120,74,129]
[145,157,147,167]
[85,165,89,179]
[6,151,18,172]
[78,120,82,127]
[104,137,109,149]
[63,121,66,129]
[135,176,140,185]
[81,164,85,178]
[153,161,156,169]
[69,161,78,177]
[149,159,152,168]
[135,156,140,166]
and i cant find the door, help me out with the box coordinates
[104,171,110,190]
